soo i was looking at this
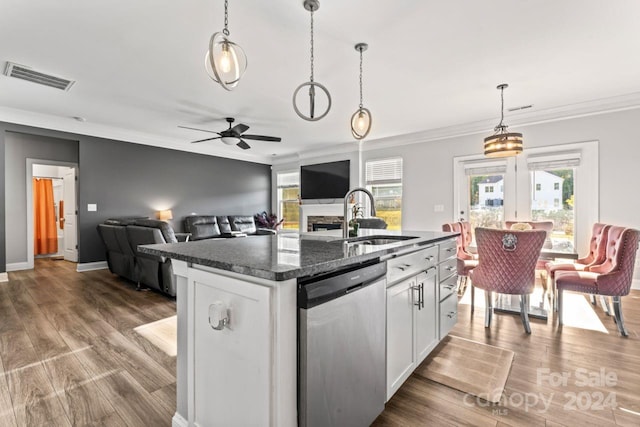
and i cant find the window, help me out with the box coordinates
[276,171,300,230]
[366,157,403,230]
[485,186,493,193]
[536,183,542,191]
[554,182,560,190]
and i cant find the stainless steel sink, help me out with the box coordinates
[340,235,419,246]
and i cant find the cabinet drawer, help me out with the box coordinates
[439,294,458,338]
[439,274,457,301]
[439,238,458,261]
[438,257,457,282]
[387,246,437,286]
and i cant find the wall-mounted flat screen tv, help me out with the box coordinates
[300,160,350,200]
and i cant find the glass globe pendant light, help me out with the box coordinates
[205,0,247,91]
[351,43,372,139]
[484,83,523,157]
[292,0,332,121]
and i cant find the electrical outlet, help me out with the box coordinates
[87,203,97,212]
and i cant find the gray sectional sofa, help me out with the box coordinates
[183,215,276,240]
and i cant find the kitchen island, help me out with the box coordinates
[141,229,458,427]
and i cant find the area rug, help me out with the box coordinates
[133,315,177,357]
[415,335,514,403]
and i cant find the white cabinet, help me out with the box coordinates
[385,252,439,401]
[414,268,438,363]
[386,277,416,400]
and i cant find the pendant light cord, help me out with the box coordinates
[358,48,363,108]
[223,0,230,36]
[496,86,505,131]
[309,8,315,82]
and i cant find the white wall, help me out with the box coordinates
[284,108,640,286]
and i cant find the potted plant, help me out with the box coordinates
[254,211,284,230]
[349,203,364,237]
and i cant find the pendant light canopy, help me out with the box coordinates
[205,0,247,91]
[351,43,372,140]
[293,0,331,121]
[484,84,523,157]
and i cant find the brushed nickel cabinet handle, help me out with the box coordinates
[209,301,230,331]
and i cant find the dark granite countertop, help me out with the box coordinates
[139,229,458,281]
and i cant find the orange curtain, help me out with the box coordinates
[33,178,58,255]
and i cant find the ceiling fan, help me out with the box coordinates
[179,117,281,150]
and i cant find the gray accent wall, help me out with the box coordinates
[4,132,79,265]
[0,122,271,271]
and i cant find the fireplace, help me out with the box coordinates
[307,216,343,232]
[312,222,343,231]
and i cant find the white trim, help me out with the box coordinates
[0,272,8,282]
[632,279,640,291]
[172,413,188,427]
[76,261,108,272]
[27,159,78,270]
[6,262,30,272]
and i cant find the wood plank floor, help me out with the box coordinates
[2,259,640,426]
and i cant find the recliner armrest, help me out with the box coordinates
[255,228,277,235]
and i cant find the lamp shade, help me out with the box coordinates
[158,209,173,221]
[351,107,372,140]
[483,132,523,157]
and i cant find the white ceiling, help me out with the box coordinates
[1,0,640,164]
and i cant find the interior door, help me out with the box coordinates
[63,168,78,262]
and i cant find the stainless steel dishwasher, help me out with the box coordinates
[298,260,387,427]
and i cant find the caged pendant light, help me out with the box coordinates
[292,0,332,121]
[351,42,372,139]
[483,84,523,157]
[205,0,247,91]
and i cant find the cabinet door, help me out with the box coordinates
[191,269,272,427]
[414,268,438,365]
[386,277,415,401]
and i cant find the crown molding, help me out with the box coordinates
[357,91,640,152]
[0,106,273,165]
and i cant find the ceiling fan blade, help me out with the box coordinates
[230,123,249,135]
[191,136,222,143]
[178,125,219,134]
[242,134,281,142]
[236,140,251,150]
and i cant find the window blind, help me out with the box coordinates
[366,158,403,185]
[463,160,507,176]
[277,171,299,188]
[527,152,581,171]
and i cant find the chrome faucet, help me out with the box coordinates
[343,187,377,238]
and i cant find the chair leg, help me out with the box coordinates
[612,296,628,337]
[553,277,559,312]
[471,284,475,315]
[520,294,531,334]
[599,296,612,316]
[484,291,493,328]
[590,294,596,305]
[458,275,468,296]
[557,289,563,325]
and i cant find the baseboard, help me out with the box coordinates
[172,413,188,427]
[6,262,30,272]
[0,272,8,282]
[632,279,640,290]
[76,261,108,272]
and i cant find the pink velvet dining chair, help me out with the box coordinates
[442,222,478,298]
[469,227,546,334]
[555,226,640,337]
[546,223,611,311]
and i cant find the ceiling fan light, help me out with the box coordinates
[221,136,238,145]
[205,33,247,91]
[351,107,372,140]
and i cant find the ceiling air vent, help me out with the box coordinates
[3,62,75,91]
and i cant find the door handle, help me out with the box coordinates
[412,284,422,310]
[420,283,425,309]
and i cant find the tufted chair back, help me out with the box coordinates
[460,221,473,250]
[588,227,640,296]
[505,220,553,249]
[442,222,474,261]
[470,228,546,295]
[579,223,611,268]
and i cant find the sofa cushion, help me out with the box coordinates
[133,218,178,243]
[184,215,221,240]
[217,216,233,234]
[229,215,257,234]
[104,216,147,226]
